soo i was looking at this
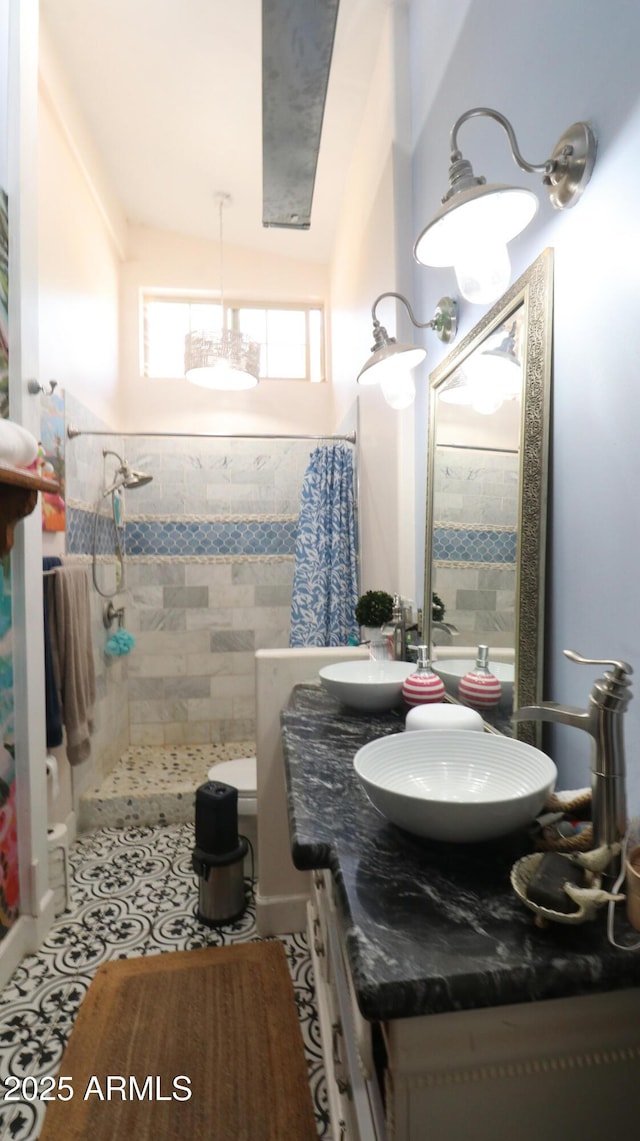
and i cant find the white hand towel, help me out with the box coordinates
[0,419,39,467]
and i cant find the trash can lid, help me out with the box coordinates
[208,756,256,795]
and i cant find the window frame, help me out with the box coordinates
[141,292,325,383]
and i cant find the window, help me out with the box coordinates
[142,295,324,382]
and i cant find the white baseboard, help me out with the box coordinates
[0,894,56,989]
[255,888,309,936]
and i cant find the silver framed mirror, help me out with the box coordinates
[423,248,553,744]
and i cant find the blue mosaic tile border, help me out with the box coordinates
[433,526,517,564]
[67,507,117,556]
[66,507,297,558]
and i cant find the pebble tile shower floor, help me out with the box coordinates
[78,741,257,831]
[0,747,332,1140]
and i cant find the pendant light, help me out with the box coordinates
[185,193,261,390]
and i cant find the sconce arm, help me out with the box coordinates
[370,292,457,348]
[450,107,553,176]
[371,291,436,330]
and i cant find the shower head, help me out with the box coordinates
[103,450,153,496]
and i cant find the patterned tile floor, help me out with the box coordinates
[0,822,331,1140]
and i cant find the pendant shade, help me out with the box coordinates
[185,329,261,390]
[184,193,261,391]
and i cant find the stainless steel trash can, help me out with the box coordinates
[192,781,248,925]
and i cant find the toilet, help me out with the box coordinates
[207,756,258,875]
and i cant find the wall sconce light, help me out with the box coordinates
[357,291,457,408]
[414,107,597,304]
[439,322,522,415]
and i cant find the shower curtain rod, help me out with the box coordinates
[67,425,356,443]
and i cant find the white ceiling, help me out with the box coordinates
[40,0,388,262]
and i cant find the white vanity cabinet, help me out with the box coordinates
[283,685,640,1141]
[308,870,385,1141]
[310,869,640,1141]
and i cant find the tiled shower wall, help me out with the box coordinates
[63,394,129,788]
[65,400,318,756]
[432,446,517,646]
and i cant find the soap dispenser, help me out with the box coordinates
[458,645,502,709]
[402,646,446,706]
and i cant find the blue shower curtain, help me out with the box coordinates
[290,443,359,647]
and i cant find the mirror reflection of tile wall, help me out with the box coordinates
[433,446,517,648]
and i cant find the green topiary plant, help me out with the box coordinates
[431,592,446,622]
[355,590,394,628]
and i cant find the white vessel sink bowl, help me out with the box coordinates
[319,660,414,713]
[432,659,515,703]
[354,730,557,842]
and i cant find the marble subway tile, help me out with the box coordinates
[479,567,516,589]
[137,607,187,632]
[209,629,255,652]
[185,563,233,587]
[128,678,164,700]
[163,585,209,608]
[127,586,164,608]
[254,627,290,650]
[164,676,211,700]
[456,589,497,611]
[128,653,188,678]
[477,609,515,632]
[184,609,224,630]
[130,723,166,746]
[229,651,256,676]
[232,695,256,720]
[207,584,256,609]
[255,584,293,607]
[186,651,236,676]
[133,629,210,655]
[210,718,256,743]
[186,696,231,721]
[164,721,211,745]
[129,698,188,724]
[232,561,294,586]
[210,673,255,699]
[126,562,186,586]
[247,605,291,630]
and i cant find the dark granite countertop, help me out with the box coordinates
[281,683,640,1023]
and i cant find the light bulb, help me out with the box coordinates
[468,371,505,414]
[468,347,522,397]
[380,370,415,409]
[454,243,512,305]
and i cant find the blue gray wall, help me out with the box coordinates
[409,0,640,807]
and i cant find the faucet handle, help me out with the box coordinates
[563,649,633,678]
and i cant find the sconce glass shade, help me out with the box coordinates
[357,342,426,387]
[184,329,261,390]
[438,371,472,405]
[414,183,538,305]
[470,347,522,397]
[380,371,416,410]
